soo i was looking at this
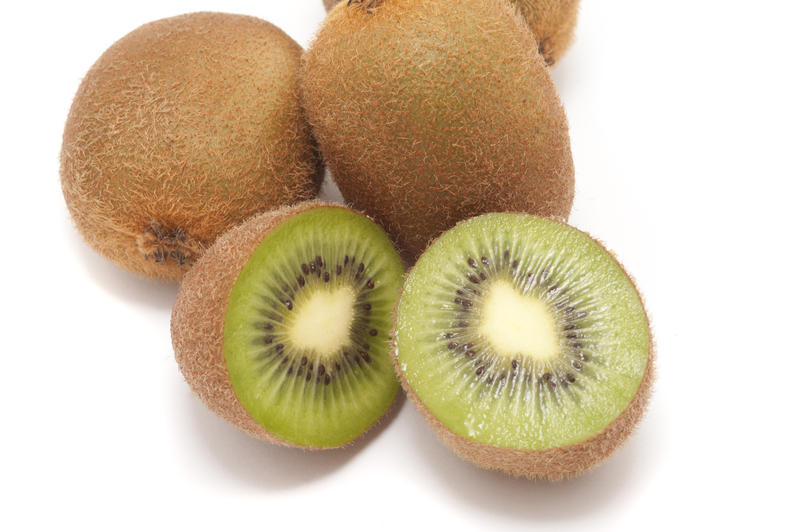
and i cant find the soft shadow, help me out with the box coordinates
[62,220,178,310]
[319,169,345,204]
[183,385,405,490]
[408,407,663,521]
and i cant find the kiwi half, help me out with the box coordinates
[61,12,324,281]
[302,0,574,263]
[171,202,404,448]
[321,0,579,65]
[394,213,653,479]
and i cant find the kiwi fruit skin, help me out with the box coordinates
[321,0,579,65]
[302,0,574,264]
[392,214,654,480]
[61,12,324,282]
[171,201,401,449]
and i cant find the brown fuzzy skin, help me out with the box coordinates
[61,13,324,281]
[302,0,574,263]
[322,0,579,65]
[392,216,654,480]
[171,202,325,447]
[514,0,580,65]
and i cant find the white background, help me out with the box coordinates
[2,0,798,530]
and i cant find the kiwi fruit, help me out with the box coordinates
[393,213,653,479]
[61,12,324,281]
[321,0,579,65]
[171,202,405,448]
[302,0,574,263]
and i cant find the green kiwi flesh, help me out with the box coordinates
[394,213,652,478]
[224,207,404,447]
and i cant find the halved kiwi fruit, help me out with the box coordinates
[394,213,653,479]
[61,12,324,281]
[171,203,404,448]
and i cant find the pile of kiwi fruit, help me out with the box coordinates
[61,1,653,480]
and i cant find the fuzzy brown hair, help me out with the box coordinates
[61,12,324,281]
[302,0,574,263]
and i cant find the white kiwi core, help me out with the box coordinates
[288,286,356,358]
[479,280,560,361]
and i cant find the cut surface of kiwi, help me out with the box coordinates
[172,203,404,449]
[394,213,652,478]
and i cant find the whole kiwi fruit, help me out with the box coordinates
[61,12,324,281]
[321,0,579,65]
[302,0,574,263]
[394,213,654,479]
[171,202,405,448]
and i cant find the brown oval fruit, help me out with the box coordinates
[61,12,324,281]
[302,0,574,263]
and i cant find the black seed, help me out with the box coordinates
[454,297,463,305]
[306,372,312,381]
[297,275,305,287]
[572,361,583,370]
[504,250,510,260]
[344,255,349,265]
[448,342,458,350]
[481,257,489,266]
[567,373,576,383]
[287,365,294,375]
[564,324,577,331]
[468,257,476,267]
[486,376,494,385]
[335,362,341,372]
[325,375,331,385]
[264,336,273,344]
[367,329,377,336]
[458,321,468,328]
[511,360,519,369]
[285,300,293,310]
[527,272,533,279]
[264,323,273,330]
[367,279,375,289]
[548,286,559,293]
[358,262,365,273]
[567,333,578,339]
[316,256,323,268]
[467,275,479,284]
[319,364,326,375]
[462,300,473,308]
[479,273,487,281]
[360,351,371,362]
[549,380,557,389]
[476,367,485,376]
[575,312,588,319]
[309,262,317,273]
[462,343,473,351]
[336,265,342,275]
[511,260,519,268]
[276,344,284,352]
[323,272,330,282]
[301,264,309,275]
[565,306,575,314]
[466,351,476,358]
[542,373,553,381]
[444,333,454,339]
[363,303,371,311]
[300,356,307,366]
[456,290,464,296]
